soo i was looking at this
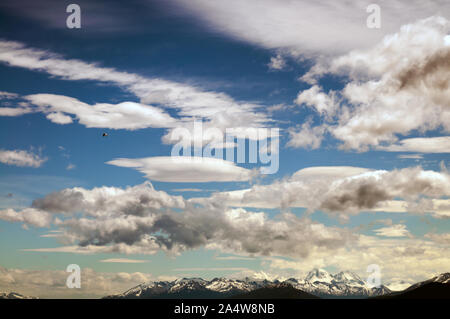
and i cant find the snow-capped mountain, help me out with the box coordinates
[105,268,391,298]
[290,269,390,297]
[405,272,450,291]
[385,280,413,292]
[0,292,37,299]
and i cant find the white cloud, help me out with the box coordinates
[373,224,411,237]
[424,232,450,244]
[295,85,339,117]
[25,94,177,130]
[100,258,150,263]
[264,234,450,285]
[192,166,450,218]
[0,91,19,99]
[0,265,154,298]
[287,120,326,149]
[0,40,271,145]
[9,180,354,259]
[378,137,450,153]
[268,54,286,70]
[0,106,32,116]
[169,0,449,55]
[0,208,52,227]
[106,156,255,182]
[397,154,424,159]
[0,149,46,167]
[299,17,450,151]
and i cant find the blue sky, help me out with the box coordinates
[0,0,449,297]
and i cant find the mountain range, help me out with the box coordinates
[2,270,448,299]
[104,268,393,299]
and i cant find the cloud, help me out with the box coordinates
[0,40,271,145]
[169,0,449,55]
[268,54,286,70]
[25,94,177,130]
[424,232,450,244]
[264,234,450,285]
[397,154,424,159]
[298,17,450,151]
[373,224,411,237]
[100,258,150,263]
[7,181,354,258]
[192,166,450,218]
[31,181,185,217]
[0,208,52,227]
[0,91,19,99]
[171,188,208,192]
[106,156,255,182]
[0,149,46,167]
[0,265,153,298]
[172,267,250,272]
[295,85,339,117]
[287,120,326,149]
[378,137,450,153]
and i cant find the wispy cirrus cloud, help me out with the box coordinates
[169,0,449,55]
[0,40,272,145]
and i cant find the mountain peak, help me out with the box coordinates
[305,268,333,283]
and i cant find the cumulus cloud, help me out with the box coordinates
[31,181,185,217]
[298,17,450,151]
[1,181,355,258]
[106,156,255,182]
[295,85,339,118]
[0,149,46,167]
[0,208,52,227]
[192,166,450,218]
[287,120,326,149]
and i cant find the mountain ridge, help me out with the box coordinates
[105,268,393,299]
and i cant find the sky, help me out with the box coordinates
[0,0,449,298]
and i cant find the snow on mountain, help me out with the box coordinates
[305,268,334,284]
[106,268,395,298]
[433,273,450,284]
[291,268,390,297]
[0,292,37,299]
[385,280,413,292]
[406,272,450,291]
